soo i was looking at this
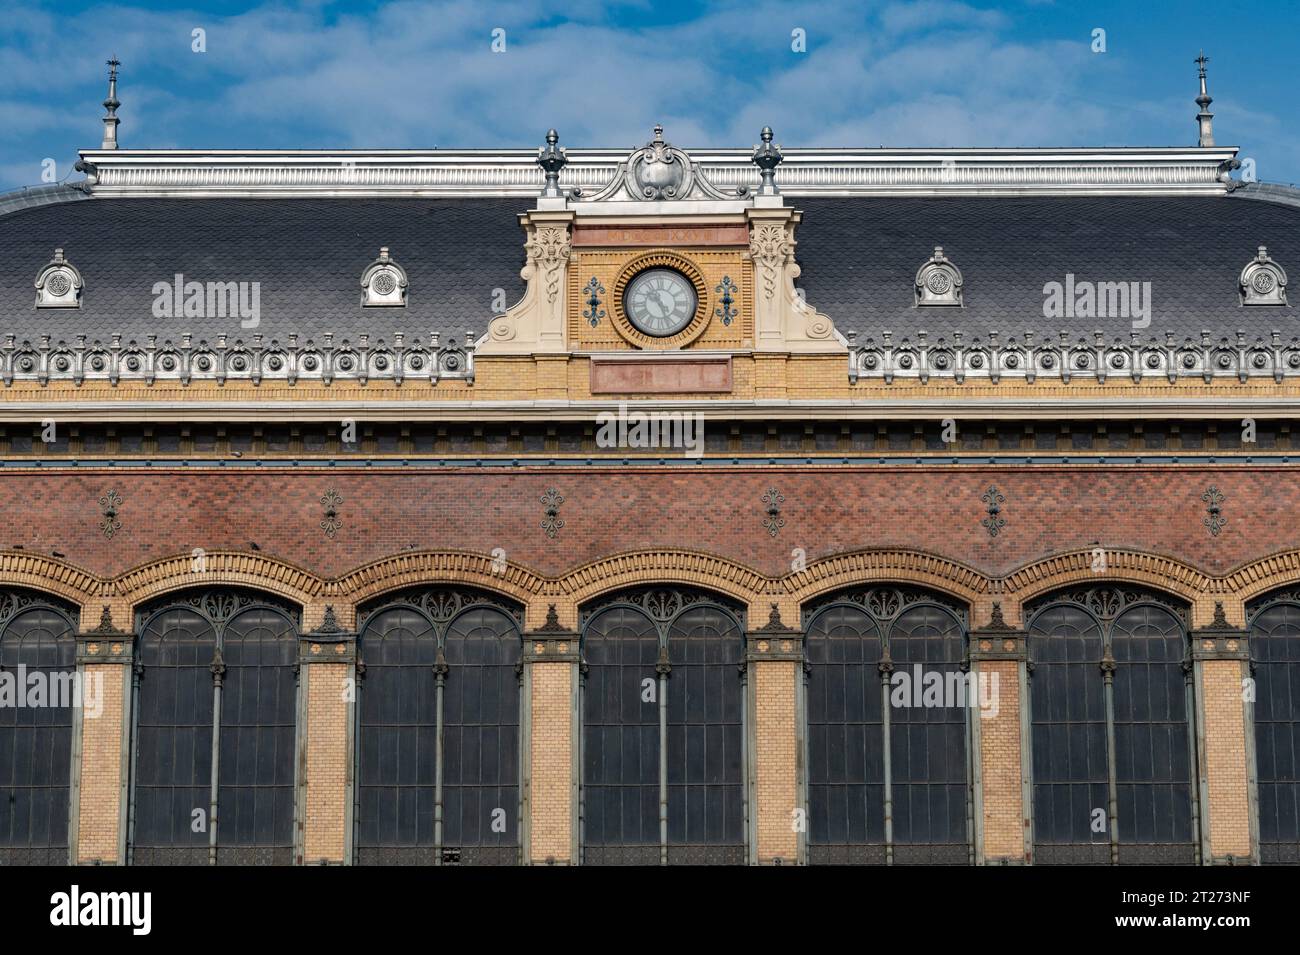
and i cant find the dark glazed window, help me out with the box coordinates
[803,586,971,865]
[1028,586,1197,865]
[1248,592,1300,863]
[129,590,299,865]
[581,588,745,865]
[354,588,521,865]
[0,591,77,865]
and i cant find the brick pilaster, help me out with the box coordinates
[746,603,802,864]
[521,606,578,864]
[1192,608,1253,863]
[970,604,1029,864]
[299,606,355,864]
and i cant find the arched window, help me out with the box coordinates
[129,589,299,864]
[581,587,745,865]
[0,589,78,865]
[1027,586,1197,864]
[354,587,522,865]
[803,586,972,864]
[1247,588,1300,864]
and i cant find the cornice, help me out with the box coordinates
[72,145,1239,199]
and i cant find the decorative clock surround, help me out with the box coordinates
[611,251,710,349]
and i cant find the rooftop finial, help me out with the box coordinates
[101,57,121,150]
[1195,50,1214,147]
[752,125,784,197]
[536,128,567,198]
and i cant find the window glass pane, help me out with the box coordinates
[0,601,76,862]
[805,605,884,850]
[665,605,744,857]
[217,607,297,853]
[442,606,520,855]
[1111,605,1193,847]
[889,605,968,852]
[1250,601,1300,862]
[356,607,438,859]
[581,606,659,861]
[133,608,216,858]
[1029,605,1109,853]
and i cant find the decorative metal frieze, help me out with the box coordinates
[98,489,122,539]
[136,588,302,628]
[1239,245,1288,306]
[580,586,746,627]
[914,246,963,307]
[714,275,738,325]
[320,488,343,538]
[1024,584,1189,625]
[761,487,785,537]
[540,488,564,538]
[847,328,1300,385]
[582,277,605,326]
[0,331,473,387]
[981,485,1006,538]
[357,585,523,631]
[802,584,969,627]
[0,588,79,630]
[359,247,408,307]
[1202,485,1226,536]
[34,248,83,309]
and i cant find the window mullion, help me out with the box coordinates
[1101,631,1119,866]
[879,632,894,865]
[208,627,226,867]
[656,632,670,866]
[433,635,448,863]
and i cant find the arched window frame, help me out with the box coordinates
[801,585,974,865]
[352,586,524,866]
[127,588,301,865]
[578,586,748,866]
[1026,585,1200,865]
[1246,588,1300,864]
[0,589,79,865]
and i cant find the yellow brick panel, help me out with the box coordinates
[529,661,572,863]
[978,660,1024,861]
[1202,660,1251,858]
[303,663,350,863]
[77,663,124,864]
[754,660,798,863]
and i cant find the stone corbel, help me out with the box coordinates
[745,207,845,354]
[478,210,575,355]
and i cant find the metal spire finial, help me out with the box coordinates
[751,125,784,196]
[1195,50,1214,147]
[536,128,567,198]
[101,57,121,150]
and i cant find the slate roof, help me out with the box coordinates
[1,189,1297,347]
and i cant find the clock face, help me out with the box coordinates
[623,268,698,337]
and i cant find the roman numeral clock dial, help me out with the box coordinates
[623,268,698,337]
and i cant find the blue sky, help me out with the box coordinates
[2,0,1297,193]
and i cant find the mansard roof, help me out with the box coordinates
[1,185,1297,347]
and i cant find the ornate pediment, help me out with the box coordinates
[575,125,746,204]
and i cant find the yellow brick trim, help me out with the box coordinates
[111,550,324,610]
[332,550,545,611]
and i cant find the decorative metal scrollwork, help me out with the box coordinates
[981,486,1006,538]
[320,488,343,539]
[582,277,605,327]
[98,489,122,539]
[540,488,564,539]
[1024,584,1189,626]
[714,276,738,326]
[1203,486,1226,537]
[358,586,524,631]
[761,487,785,537]
[580,586,745,627]
[802,584,968,628]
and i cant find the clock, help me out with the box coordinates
[623,268,698,337]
